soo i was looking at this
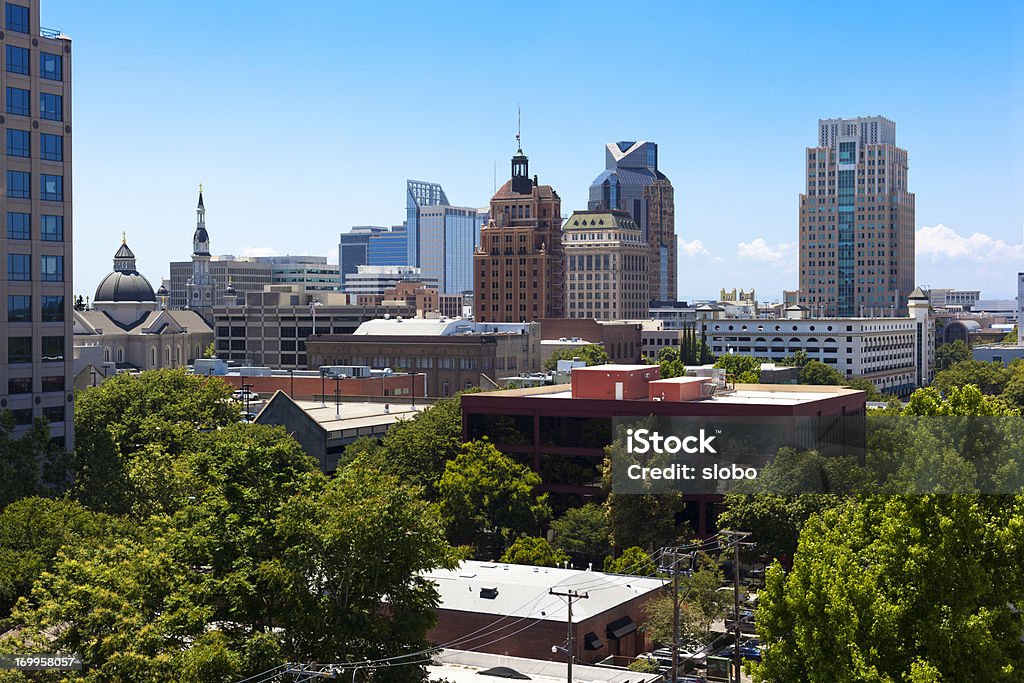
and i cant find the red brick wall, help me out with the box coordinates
[571,366,660,400]
[219,373,425,400]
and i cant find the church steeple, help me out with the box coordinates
[510,110,532,195]
[193,184,210,256]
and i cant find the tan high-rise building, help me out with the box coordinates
[798,116,915,317]
[564,209,648,320]
[474,144,563,322]
[0,0,73,448]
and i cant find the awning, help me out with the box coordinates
[583,631,604,650]
[478,667,530,680]
[606,616,637,640]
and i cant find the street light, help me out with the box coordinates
[288,368,294,397]
[410,371,416,408]
[320,367,326,408]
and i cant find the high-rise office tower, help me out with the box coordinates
[0,0,73,448]
[564,209,648,320]
[798,116,915,316]
[589,141,675,303]
[474,143,563,322]
[406,180,484,295]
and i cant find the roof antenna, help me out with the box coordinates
[516,105,522,152]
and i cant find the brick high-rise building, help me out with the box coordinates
[589,141,676,303]
[0,0,73,448]
[799,116,915,316]
[474,143,562,322]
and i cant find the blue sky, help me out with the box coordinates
[57,0,1023,301]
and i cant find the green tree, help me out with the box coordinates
[437,440,550,558]
[714,354,764,383]
[935,340,970,370]
[0,497,127,619]
[203,342,216,358]
[0,412,68,509]
[543,344,609,371]
[779,349,810,368]
[356,394,468,496]
[1002,327,1018,344]
[499,536,569,567]
[602,546,658,576]
[71,369,240,515]
[930,360,1011,396]
[550,503,611,568]
[753,495,1024,682]
[798,359,846,385]
[602,422,688,552]
[844,377,884,401]
[274,462,456,680]
[643,551,730,644]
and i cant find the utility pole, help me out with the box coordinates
[720,530,751,683]
[549,588,588,683]
[671,548,679,683]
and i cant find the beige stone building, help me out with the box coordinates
[563,209,648,320]
[0,0,73,447]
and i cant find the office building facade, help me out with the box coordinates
[798,116,915,316]
[406,180,484,294]
[589,141,676,303]
[474,144,563,322]
[0,0,73,448]
[563,209,648,320]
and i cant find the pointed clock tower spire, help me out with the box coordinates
[186,184,214,325]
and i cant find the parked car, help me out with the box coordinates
[233,389,259,402]
[716,639,763,663]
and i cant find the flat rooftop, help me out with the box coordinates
[505,383,860,406]
[431,650,660,683]
[423,560,664,622]
[258,397,427,432]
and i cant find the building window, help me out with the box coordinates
[5,4,28,33]
[6,86,29,116]
[7,253,30,280]
[40,133,61,161]
[6,45,28,74]
[7,294,30,321]
[40,254,62,281]
[40,174,62,201]
[41,294,62,321]
[6,128,29,157]
[7,170,29,198]
[40,52,61,81]
[6,211,29,239]
[41,375,63,392]
[8,376,31,393]
[42,406,64,423]
[8,336,31,363]
[39,92,61,121]
[41,335,63,362]
[40,214,62,241]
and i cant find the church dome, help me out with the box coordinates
[93,235,157,303]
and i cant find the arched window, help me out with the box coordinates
[151,347,157,367]
[164,347,171,365]
[117,347,124,363]
[104,348,110,362]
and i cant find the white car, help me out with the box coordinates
[233,389,259,402]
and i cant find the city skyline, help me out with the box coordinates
[56,1,1023,301]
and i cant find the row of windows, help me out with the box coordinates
[6,212,62,240]
[7,334,63,363]
[7,375,65,394]
[4,87,62,120]
[7,294,63,321]
[6,129,62,159]
[5,170,63,200]
[5,45,63,81]
[6,253,63,280]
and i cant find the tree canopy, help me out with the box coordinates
[543,344,609,371]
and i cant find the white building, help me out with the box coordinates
[342,265,438,296]
[700,287,933,396]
